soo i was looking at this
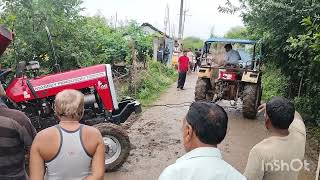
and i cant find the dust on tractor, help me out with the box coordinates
[0,26,141,171]
[195,38,263,119]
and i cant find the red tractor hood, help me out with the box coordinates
[6,64,118,111]
[0,26,13,56]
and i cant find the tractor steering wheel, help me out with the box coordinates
[0,68,12,83]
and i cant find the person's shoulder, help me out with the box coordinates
[82,125,102,137]
[251,138,273,154]
[2,108,30,123]
[2,107,24,115]
[34,126,58,142]
[289,112,306,136]
[219,159,247,179]
[0,115,13,121]
[158,163,181,180]
[0,115,16,127]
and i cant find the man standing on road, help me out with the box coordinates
[244,97,306,180]
[224,44,241,65]
[193,49,201,72]
[0,82,37,180]
[177,50,189,90]
[158,102,246,180]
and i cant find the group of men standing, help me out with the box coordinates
[159,97,307,180]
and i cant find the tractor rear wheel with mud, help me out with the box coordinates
[195,78,214,101]
[94,123,130,171]
[242,83,262,119]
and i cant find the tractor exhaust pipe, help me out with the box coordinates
[45,26,61,73]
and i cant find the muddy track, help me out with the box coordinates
[105,74,317,180]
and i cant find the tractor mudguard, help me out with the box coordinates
[198,66,213,79]
[242,71,260,84]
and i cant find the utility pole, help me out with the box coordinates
[167,5,171,37]
[115,12,118,29]
[164,5,169,35]
[181,9,187,40]
[178,0,184,40]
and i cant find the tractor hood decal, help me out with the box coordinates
[33,72,106,91]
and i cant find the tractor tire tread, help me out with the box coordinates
[93,123,130,172]
[242,84,258,119]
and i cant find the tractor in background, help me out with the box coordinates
[195,38,263,119]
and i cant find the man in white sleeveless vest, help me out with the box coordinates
[29,90,105,180]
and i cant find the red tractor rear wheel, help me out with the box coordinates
[94,123,130,171]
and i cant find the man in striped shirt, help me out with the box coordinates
[0,83,37,180]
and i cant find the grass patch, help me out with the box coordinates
[136,61,177,105]
[118,61,177,106]
[261,63,288,101]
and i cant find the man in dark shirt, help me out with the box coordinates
[193,49,202,72]
[0,82,37,180]
[177,50,189,90]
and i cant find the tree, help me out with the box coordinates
[183,36,204,51]
[287,16,320,121]
[0,0,152,71]
[224,26,249,39]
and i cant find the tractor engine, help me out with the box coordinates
[216,69,238,100]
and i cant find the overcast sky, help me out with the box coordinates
[81,0,243,39]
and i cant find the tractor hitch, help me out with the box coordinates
[111,98,141,124]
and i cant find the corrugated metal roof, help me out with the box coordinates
[205,38,257,44]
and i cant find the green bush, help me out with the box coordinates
[0,1,152,70]
[294,96,320,124]
[136,61,177,105]
[261,63,288,101]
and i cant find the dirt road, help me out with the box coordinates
[105,74,316,180]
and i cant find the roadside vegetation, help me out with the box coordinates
[261,63,288,101]
[117,61,177,106]
[0,0,153,70]
[220,0,320,162]
[183,36,204,51]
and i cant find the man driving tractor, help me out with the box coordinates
[224,44,241,65]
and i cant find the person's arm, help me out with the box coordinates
[224,53,229,65]
[29,135,45,180]
[186,57,190,71]
[244,147,264,180]
[15,112,37,173]
[84,130,105,180]
[236,50,242,60]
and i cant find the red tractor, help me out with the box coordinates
[0,26,141,171]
